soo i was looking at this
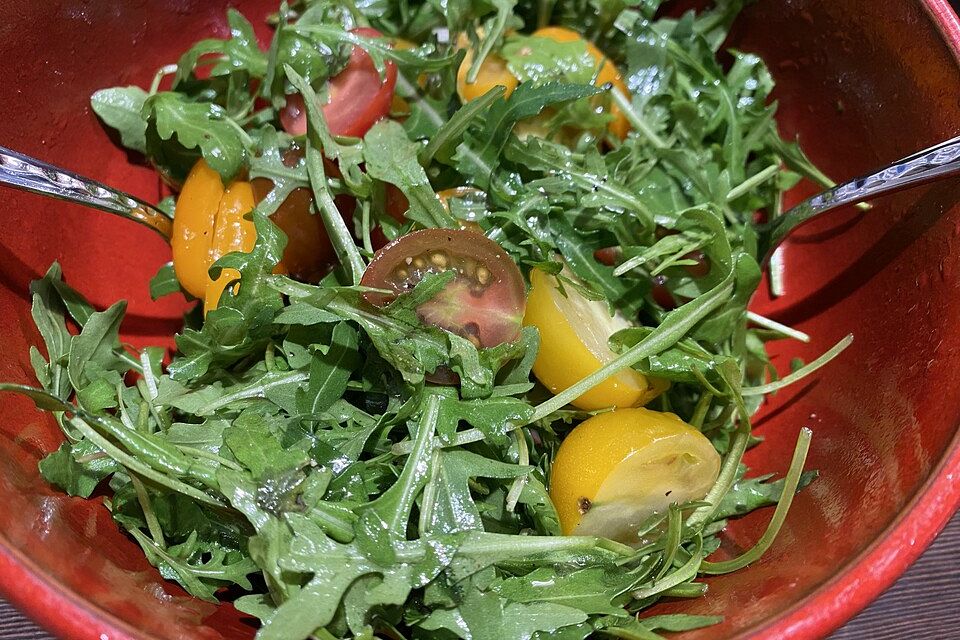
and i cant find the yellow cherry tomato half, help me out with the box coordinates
[522,266,667,411]
[172,159,225,300]
[549,408,721,545]
[530,26,631,139]
[173,159,339,311]
[457,47,519,103]
[201,181,257,311]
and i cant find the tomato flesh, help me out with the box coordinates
[360,228,526,348]
[281,27,398,138]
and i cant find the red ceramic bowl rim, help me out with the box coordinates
[1,2,960,639]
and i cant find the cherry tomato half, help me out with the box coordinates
[360,228,526,348]
[281,27,398,138]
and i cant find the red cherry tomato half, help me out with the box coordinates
[360,229,527,348]
[281,27,398,138]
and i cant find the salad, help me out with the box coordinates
[5,1,853,638]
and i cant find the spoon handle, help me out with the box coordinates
[0,145,173,239]
[762,134,960,260]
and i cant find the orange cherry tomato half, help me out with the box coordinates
[281,27,398,138]
[360,228,526,348]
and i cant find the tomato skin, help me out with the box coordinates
[360,228,527,348]
[281,27,398,138]
[203,181,257,310]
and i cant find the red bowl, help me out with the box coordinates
[0,1,958,638]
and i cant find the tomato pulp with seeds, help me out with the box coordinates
[361,229,526,348]
[281,27,398,138]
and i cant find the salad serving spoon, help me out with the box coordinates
[0,134,958,261]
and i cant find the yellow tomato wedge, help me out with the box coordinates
[172,159,225,299]
[203,181,257,311]
[523,266,667,411]
[456,27,631,138]
[457,47,519,103]
[550,408,721,545]
[531,26,631,139]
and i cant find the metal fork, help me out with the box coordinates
[0,145,173,239]
[757,134,960,263]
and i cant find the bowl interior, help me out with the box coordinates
[0,1,958,639]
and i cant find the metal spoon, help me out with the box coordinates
[0,145,173,239]
[0,135,958,259]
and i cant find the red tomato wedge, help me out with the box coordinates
[360,229,527,348]
[281,27,398,138]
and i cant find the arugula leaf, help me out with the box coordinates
[363,119,456,229]
[421,450,531,535]
[39,440,120,498]
[90,86,149,153]
[716,469,819,519]
[454,81,601,190]
[144,92,249,181]
[149,262,181,300]
[493,567,632,615]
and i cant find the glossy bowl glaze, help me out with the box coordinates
[0,1,958,639]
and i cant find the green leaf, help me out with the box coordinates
[144,91,248,181]
[421,450,531,535]
[715,469,818,519]
[493,567,632,615]
[363,119,456,229]
[149,262,181,300]
[501,34,597,84]
[223,411,310,479]
[296,322,361,416]
[90,86,149,153]
[433,587,588,640]
[174,8,268,85]
[454,81,601,190]
[39,440,120,498]
[29,264,73,399]
[67,300,126,390]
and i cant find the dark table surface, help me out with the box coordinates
[1,510,958,639]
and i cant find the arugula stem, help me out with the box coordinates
[307,145,367,284]
[632,536,703,599]
[198,370,308,414]
[131,473,167,548]
[687,379,752,530]
[726,163,779,202]
[536,0,556,29]
[222,116,255,149]
[149,64,178,95]
[504,429,530,512]
[662,582,709,598]
[69,416,225,508]
[530,275,734,422]
[690,393,713,429]
[745,310,810,343]
[700,428,812,574]
[173,444,244,471]
[609,87,667,150]
[741,334,852,396]
[655,505,682,580]
[380,392,440,537]
[418,448,442,534]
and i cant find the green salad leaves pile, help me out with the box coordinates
[5,1,852,638]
